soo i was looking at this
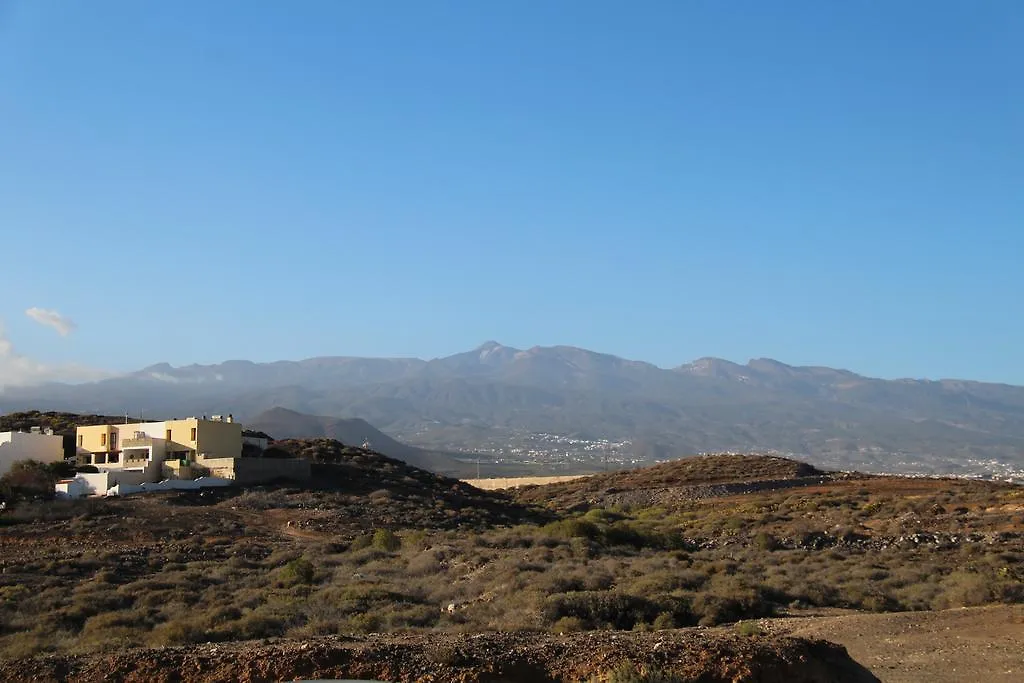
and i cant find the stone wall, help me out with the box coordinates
[200,457,311,485]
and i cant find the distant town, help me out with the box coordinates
[397,426,1024,483]
[403,428,639,472]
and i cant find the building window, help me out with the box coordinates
[78,435,83,447]
[110,432,117,449]
[82,454,92,464]
[190,427,197,441]
[109,452,120,463]
[100,433,106,447]
[96,453,106,464]
[165,429,172,442]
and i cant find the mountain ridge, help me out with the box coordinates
[3,342,1024,477]
[130,345,1024,388]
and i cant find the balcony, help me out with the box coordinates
[122,437,154,448]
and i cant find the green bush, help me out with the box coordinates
[591,662,684,683]
[651,611,675,629]
[734,620,765,636]
[282,558,315,585]
[372,529,402,552]
[542,518,601,540]
[542,591,691,630]
[753,531,780,551]
[552,616,586,633]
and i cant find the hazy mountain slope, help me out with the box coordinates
[4,342,1024,471]
[247,407,476,476]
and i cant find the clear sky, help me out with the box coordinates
[1,1,1022,385]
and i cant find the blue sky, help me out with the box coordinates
[1,1,1022,384]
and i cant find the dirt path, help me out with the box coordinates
[767,605,1024,682]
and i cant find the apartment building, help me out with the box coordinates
[68,414,309,496]
[74,415,243,490]
[0,428,66,478]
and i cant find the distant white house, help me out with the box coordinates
[0,429,66,478]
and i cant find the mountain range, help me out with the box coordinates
[2,342,1023,476]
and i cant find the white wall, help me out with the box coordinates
[73,472,111,496]
[111,476,232,496]
[55,478,90,498]
[0,431,66,478]
[59,469,154,497]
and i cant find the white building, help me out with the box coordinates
[0,429,66,478]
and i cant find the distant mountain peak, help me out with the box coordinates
[141,362,174,373]
[472,341,520,363]
[677,357,743,376]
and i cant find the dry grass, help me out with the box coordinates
[0,456,1022,656]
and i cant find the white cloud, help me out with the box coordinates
[25,307,77,336]
[0,323,110,389]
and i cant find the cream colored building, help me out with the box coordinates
[0,428,66,478]
[75,416,243,488]
[69,414,309,496]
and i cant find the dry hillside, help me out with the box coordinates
[0,452,1021,681]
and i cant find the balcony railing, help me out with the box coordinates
[122,437,154,448]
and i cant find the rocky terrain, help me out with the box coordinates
[0,630,877,682]
[251,438,550,533]
[1,451,1021,681]
[512,454,831,510]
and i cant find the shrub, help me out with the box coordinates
[542,591,690,630]
[0,460,57,501]
[603,522,654,548]
[230,489,288,511]
[282,558,316,585]
[937,570,994,608]
[372,529,401,552]
[735,620,765,637]
[552,616,586,633]
[543,518,601,541]
[346,612,382,633]
[753,531,780,551]
[651,611,675,630]
[691,579,775,626]
[591,662,684,683]
[149,617,211,646]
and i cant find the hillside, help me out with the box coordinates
[261,437,549,531]
[513,454,830,510]
[4,342,1024,477]
[247,407,477,477]
[1,453,1021,680]
[0,630,877,682]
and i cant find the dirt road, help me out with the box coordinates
[769,605,1024,682]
